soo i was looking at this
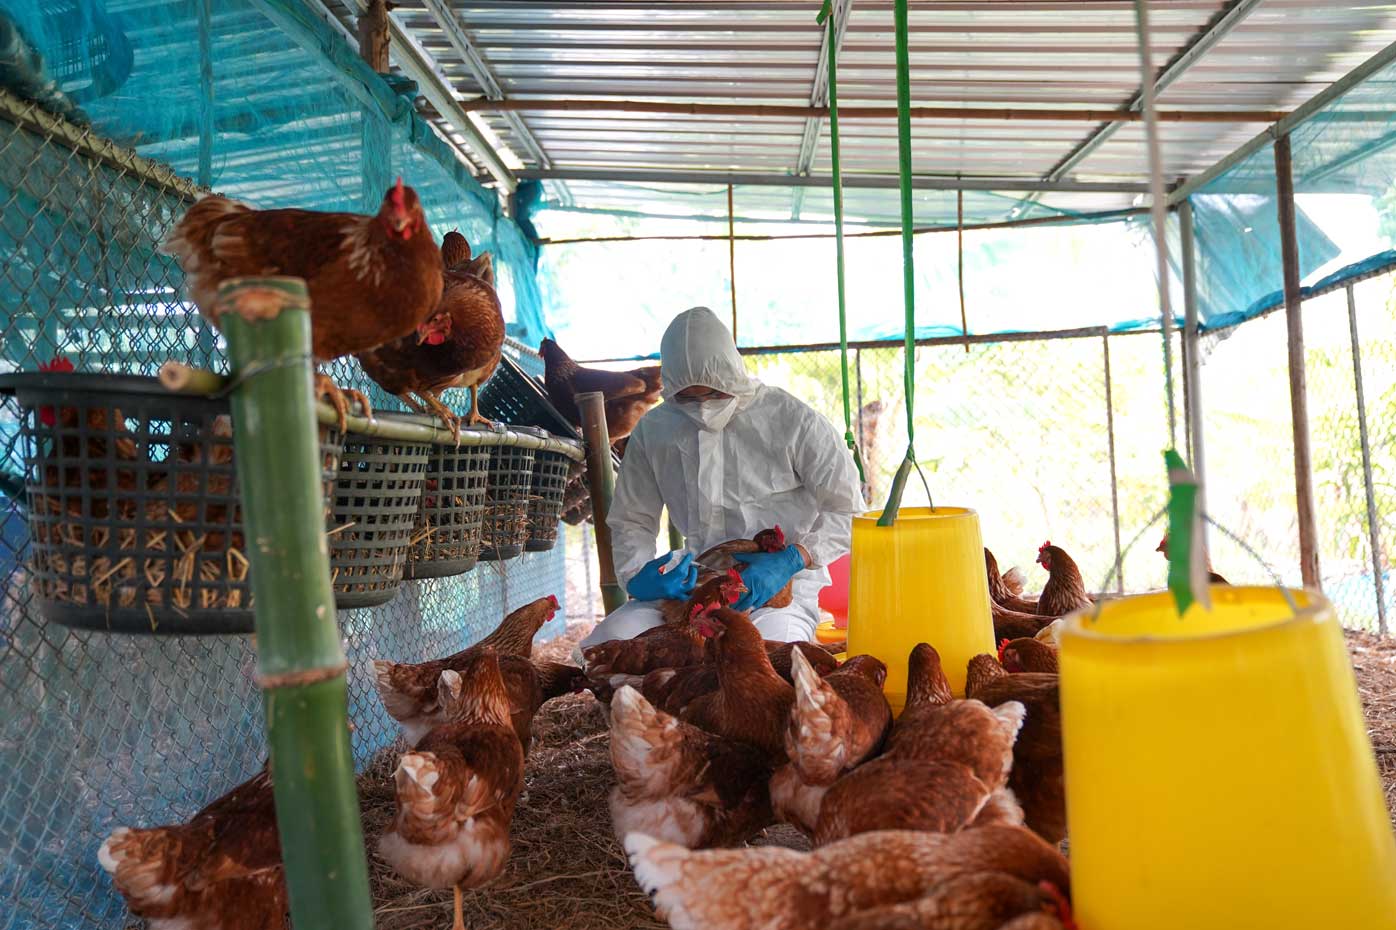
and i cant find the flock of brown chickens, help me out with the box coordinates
[586,541,1085,930]
[162,183,505,438]
[95,538,1178,930]
[98,595,583,930]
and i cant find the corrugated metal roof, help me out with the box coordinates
[353,0,1396,217]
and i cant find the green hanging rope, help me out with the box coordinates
[817,0,864,483]
[877,0,925,527]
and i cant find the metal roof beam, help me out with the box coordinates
[1043,0,1265,183]
[418,0,552,171]
[519,167,1153,194]
[324,0,517,191]
[796,0,853,176]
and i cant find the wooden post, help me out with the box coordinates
[576,391,627,613]
[217,278,373,930]
[357,0,391,72]
[1274,134,1321,589]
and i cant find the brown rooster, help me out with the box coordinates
[539,337,663,442]
[966,654,1065,844]
[379,651,525,930]
[679,608,794,763]
[372,595,558,744]
[99,766,285,930]
[626,825,1072,930]
[162,180,443,428]
[1034,543,1093,618]
[609,685,775,849]
[357,230,504,438]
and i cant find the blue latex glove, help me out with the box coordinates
[627,552,699,601]
[732,545,806,611]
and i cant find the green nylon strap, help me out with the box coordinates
[877,0,920,527]
[817,0,865,483]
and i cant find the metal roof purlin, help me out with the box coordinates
[1043,0,1265,184]
[792,0,852,219]
[328,0,517,191]
[519,167,1151,194]
[418,0,552,171]
[1170,36,1396,205]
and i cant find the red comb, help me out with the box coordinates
[1038,540,1051,553]
[773,525,785,545]
[547,594,559,609]
[39,356,74,373]
[997,638,1011,662]
[726,567,743,583]
[390,176,406,207]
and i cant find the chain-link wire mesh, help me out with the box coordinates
[0,95,567,930]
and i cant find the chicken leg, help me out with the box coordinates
[453,883,465,930]
[414,390,463,444]
[315,372,372,433]
[465,385,496,429]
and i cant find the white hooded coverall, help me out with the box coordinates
[578,306,864,648]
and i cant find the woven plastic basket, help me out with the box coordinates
[329,414,430,608]
[0,372,341,634]
[404,422,492,580]
[477,353,580,439]
[525,431,574,553]
[479,432,536,562]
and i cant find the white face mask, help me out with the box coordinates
[679,396,739,432]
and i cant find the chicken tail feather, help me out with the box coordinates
[786,648,847,785]
[372,659,423,721]
[610,686,702,797]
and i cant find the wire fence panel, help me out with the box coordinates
[0,104,567,930]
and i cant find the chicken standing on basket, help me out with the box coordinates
[967,653,1066,845]
[608,685,775,849]
[99,765,285,930]
[162,179,443,429]
[356,230,504,439]
[810,644,1026,844]
[539,337,662,445]
[626,825,1073,930]
[372,595,559,745]
[379,650,525,930]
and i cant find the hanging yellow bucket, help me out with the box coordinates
[847,507,994,709]
[1060,586,1396,930]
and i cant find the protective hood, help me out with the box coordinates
[659,307,758,403]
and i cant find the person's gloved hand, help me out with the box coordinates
[627,552,698,602]
[732,545,806,611]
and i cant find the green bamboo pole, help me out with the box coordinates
[216,277,373,930]
[576,390,628,614]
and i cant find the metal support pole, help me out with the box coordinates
[218,278,372,930]
[1180,198,1207,544]
[1274,134,1322,588]
[576,391,627,613]
[727,183,738,341]
[1347,284,1388,635]
[1103,334,1124,594]
[196,0,214,189]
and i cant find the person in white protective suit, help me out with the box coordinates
[578,306,863,649]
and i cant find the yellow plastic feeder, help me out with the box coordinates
[1060,586,1396,930]
[847,506,995,710]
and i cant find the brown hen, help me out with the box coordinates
[627,825,1071,930]
[966,654,1065,844]
[679,608,794,762]
[99,766,284,930]
[356,231,504,437]
[826,872,1074,930]
[609,685,774,849]
[162,181,442,427]
[539,337,662,442]
[378,650,525,930]
[1033,543,1092,618]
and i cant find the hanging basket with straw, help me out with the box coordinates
[0,370,341,633]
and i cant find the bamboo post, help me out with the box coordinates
[1179,198,1207,547]
[576,391,627,613]
[216,277,373,930]
[1346,284,1387,635]
[1274,134,1321,588]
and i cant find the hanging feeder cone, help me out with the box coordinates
[1060,587,1396,929]
[847,506,995,709]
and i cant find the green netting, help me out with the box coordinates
[0,0,549,342]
